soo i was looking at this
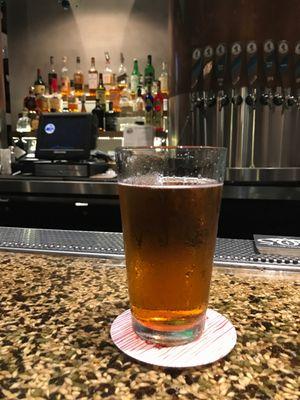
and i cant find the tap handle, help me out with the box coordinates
[191,47,202,92]
[246,41,258,88]
[245,93,256,108]
[218,93,230,111]
[215,43,227,88]
[203,45,214,93]
[294,42,300,92]
[207,95,216,108]
[232,94,243,106]
[195,96,205,109]
[263,39,276,89]
[221,94,230,107]
[286,95,296,107]
[277,40,290,100]
[273,93,284,106]
[230,42,242,87]
[260,92,269,106]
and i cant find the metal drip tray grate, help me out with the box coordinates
[215,238,299,271]
[0,227,124,258]
[0,227,298,272]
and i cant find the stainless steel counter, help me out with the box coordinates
[0,175,300,201]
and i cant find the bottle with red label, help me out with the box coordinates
[48,56,58,94]
[153,80,164,128]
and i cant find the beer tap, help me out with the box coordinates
[287,43,297,107]
[190,47,203,143]
[277,40,292,110]
[215,43,229,147]
[202,45,215,109]
[276,40,294,167]
[245,41,258,108]
[261,39,276,110]
[202,45,215,144]
[230,42,243,106]
[245,41,258,168]
[191,48,203,108]
[215,43,229,110]
[294,42,300,108]
[228,42,243,167]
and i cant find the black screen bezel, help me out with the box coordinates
[35,113,96,161]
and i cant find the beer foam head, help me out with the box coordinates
[121,174,221,188]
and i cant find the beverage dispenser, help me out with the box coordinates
[0,8,7,149]
[169,0,300,182]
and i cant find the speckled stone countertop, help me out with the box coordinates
[0,251,299,400]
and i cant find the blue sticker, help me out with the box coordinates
[45,123,55,134]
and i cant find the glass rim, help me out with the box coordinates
[116,145,227,151]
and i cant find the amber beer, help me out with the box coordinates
[119,176,223,340]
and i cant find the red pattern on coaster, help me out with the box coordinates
[110,308,237,368]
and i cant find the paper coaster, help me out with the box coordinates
[110,308,236,368]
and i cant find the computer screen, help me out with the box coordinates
[35,113,97,160]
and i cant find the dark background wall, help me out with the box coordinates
[7,0,168,127]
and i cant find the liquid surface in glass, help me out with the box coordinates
[119,175,222,332]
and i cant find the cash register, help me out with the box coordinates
[31,112,110,177]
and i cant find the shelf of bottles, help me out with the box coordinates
[17,52,169,147]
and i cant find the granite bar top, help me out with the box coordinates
[0,251,299,400]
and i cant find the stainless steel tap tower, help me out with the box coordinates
[0,9,7,149]
[169,0,300,183]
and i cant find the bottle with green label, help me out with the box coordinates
[144,54,155,86]
[130,59,140,95]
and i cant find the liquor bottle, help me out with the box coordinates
[131,59,140,95]
[117,52,127,89]
[68,80,78,112]
[88,57,98,97]
[153,80,164,128]
[108,74,120,112]
[29,111,39,131]
[24,86,37,111]
[74,56,84,97]
[134,87,145,114]
[34,68,46,95]
[163,95,169,128]
[144,83,154,124]
[49,94,61,112]
[163,93,168,112]
[119,88,132,115]
[68,95,78,112]
[139,73,144,90]
[104,101,118,132]
[81,94,87,112]
[96,73,106,106]
[61,56,70,97]
[159,61,168,94]
[92,99,104,130]
[161,86,169,144]
[48,56,58,94]
[103,51,113,90]
[16,110,31,133]
[144,54,155,86]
